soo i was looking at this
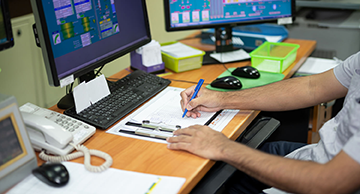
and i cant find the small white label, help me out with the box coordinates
[60,74,74,88]
[277,17,293,25]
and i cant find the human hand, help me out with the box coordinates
[166,125,232,160]
[180,86,223,118]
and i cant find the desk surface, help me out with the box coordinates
[47,38,316,194]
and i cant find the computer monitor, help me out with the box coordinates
[31,0,151,107]
[0,0,14,51]
[0,93,38,193]
[163,0,295,64]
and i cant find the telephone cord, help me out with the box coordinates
[38,143,113,173]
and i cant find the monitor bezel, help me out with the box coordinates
[0,0,14,51]
[0,102,36,179]
[31,0,152,86]
[163,0,296,32]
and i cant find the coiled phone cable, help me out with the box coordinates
[38,143,113,173]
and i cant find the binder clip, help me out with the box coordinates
[135,128,173,139]
[142,120,181,132]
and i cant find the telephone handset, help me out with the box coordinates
[20,103,113,172]
[21,112,74,155]
[20,102,95,156]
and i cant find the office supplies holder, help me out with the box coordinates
[130,51,165,74]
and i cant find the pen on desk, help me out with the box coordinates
[182,79,204,118]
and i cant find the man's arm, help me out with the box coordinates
[167,126,360,193]
[182,69,348,118]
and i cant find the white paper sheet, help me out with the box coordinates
[73,81,91,113]
[73,75,110,114]
[161,42,203,58]
[296,57,340,75]
[7,162,185,194]
[86,74,111,104]
[210,49,250,63]
[140,40,163,67]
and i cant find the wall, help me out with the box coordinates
[0,0,195,108]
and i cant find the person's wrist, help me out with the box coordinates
[216,139,236,161]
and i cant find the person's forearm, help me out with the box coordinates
[221,77,314,111]
[219,70,347,111]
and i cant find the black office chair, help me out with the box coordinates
[190,117,280,194]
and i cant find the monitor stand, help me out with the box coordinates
[57,71,97,110]
[202,26,234,65]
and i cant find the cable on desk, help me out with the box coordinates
[167,79,211,85]
[39,143,113,173]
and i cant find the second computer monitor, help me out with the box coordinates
[31,0,151,87]
[164,0,294,31]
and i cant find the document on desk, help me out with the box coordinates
[296,57,340,75]
[210,49,250,63]
[7,162,186,194]
[106,86,239,143]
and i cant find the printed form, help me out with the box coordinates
[106,86,239,143]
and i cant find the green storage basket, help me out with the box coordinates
[249,42,300,73]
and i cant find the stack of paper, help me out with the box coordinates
[161,42,203,58]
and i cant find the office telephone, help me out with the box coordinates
[20,102,96,156]
[20,103,113,172]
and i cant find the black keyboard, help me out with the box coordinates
[64,70,171,129]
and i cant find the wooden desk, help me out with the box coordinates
[46,38,316,194]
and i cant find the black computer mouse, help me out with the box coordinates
[231,66,260,79]
[32,163,69,187]
[210,76,242,89]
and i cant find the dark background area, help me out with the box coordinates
[8,0,32,18]
[261,97,344,144]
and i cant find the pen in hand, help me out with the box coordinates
[182,79,204,118]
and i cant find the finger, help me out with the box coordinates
[182,107,200,118]
[166,134,192,143]
[188,110,201,118]
[188,96,205,112]
[167,142,192,151]
[172,127,195,136]
[180,99,185,112]
[180,86,196,106]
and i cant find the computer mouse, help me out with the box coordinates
[231,66,260,79]
[32,162,69,187]
[210,76,242,89]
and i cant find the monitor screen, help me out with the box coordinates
[0,0,14,51]
[164,0,294,31]
[31,0,151,87]
[164,0,294,64]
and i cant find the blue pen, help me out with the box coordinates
[182,79,204,118]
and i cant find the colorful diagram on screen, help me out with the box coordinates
[168,0,291,28]
[44,0,120,58]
